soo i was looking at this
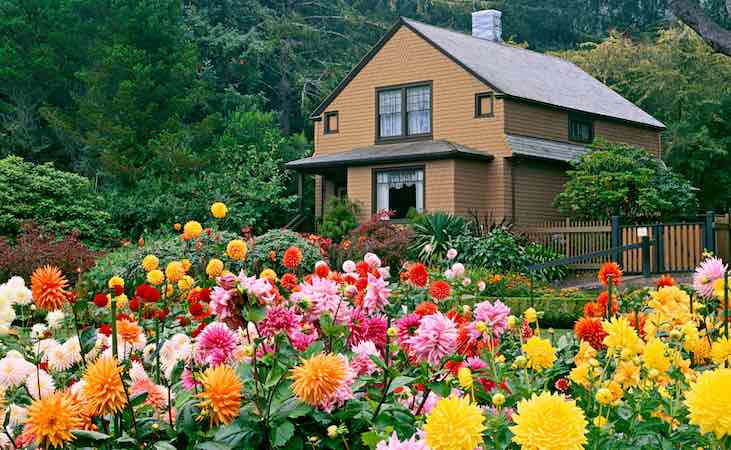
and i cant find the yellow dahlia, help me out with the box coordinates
[206,259,224,278]
[183,221,203,239]
[178,275,195,291]
[685,368,731,438]
[26,391,84,448]
[711,336,731,366]
[31,265,69,310]
[260,268,278,282]
[602,316,644,355]
[182,258,192,272]
[197,365,242,426]
[522,336,556,372]
[142,254,159,272]
[147,269,165,286]
[82,356,127,416]
[423,395,485,450]
[211,202,228,219]
[108,276,124,289]
[226,240,248,261]
[569,364,591,387]
[510,391,587,450]
[291,353,346,406]
[165,261,185,283]
[643,338,670,373]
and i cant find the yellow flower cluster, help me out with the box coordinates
[522,336,556,372]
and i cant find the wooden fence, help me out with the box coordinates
[520,213,728,274]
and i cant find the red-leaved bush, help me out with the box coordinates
[0,222,100,283]
[347,212,414,275]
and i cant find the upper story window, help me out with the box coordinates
[475,92,494,117]
[569,116,594,143]
[377,83,432,142]
[324,111,339,134]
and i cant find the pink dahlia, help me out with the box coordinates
[289,328,319,352]
[293,276,350,323]
[405,312,458,365]
[376,432,428,450]
[694,256,728,298]
[396,313,421,350]
[350,340,380,376]
[472,300,510,337]
[347,311,387,349]
[194,322,237,366]
[362,273,390,314]
[260,306,300,337]
[181,367,200,390]
[209,287,234,319]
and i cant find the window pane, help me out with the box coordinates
[379,90,402,138]
[375,169,424,218]
[570,120,592,142]
[407,86,431,135]
[478,95,493,115]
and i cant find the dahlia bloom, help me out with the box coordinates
[598,262,623,286]
[194,322,238,366]
[522,336,557,372]
[160,333,192,379]
[260,306,301,337]
[282,246,303,269]
[362,273,390,314]
[574,317,607,350]
[31,266,68,310]
[26,368,55,400]
[423,396,486,450]
[376,432,428,450]
[0,352,34,389]
[428,280,451,301]
[209,287,235,319]
[82,357,127,416]
[693,257,727,298]
[291,353,349,408]
[472,300,510,338]
[350,340,380,376]
[25,391,84,449]
[406,263,429,287]
[510,391,587,450]
[396,313,421,350]
[289,328,319,352]
[197,365,242,426]
[684,368,731,438]
[293,276,350,323]
[406,312,458,365]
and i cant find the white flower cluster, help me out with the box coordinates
[0,276,32,334]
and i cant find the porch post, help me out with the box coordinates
[297,172,304,213]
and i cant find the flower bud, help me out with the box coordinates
[492,392,505,406]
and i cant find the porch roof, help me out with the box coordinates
[286,140,493,172]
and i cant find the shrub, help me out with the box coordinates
[0,156,117,245]
[410,212,466,263]
[319,197,360,242]
[0,222,100,283]
[555,139,697,220]
[524,242,568,282]
[82,231,236,294]
[347,214,414,274]
[247,229,322,274]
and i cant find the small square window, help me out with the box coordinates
[324,111,339,134]
[569,116,594,143]
[475,92,494,117]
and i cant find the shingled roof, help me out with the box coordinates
[311,17,664,130]
[286,140,492,172]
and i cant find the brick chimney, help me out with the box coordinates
[472,10,502,42]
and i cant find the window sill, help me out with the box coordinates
[375,134,433,145]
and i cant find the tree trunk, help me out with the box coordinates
[668,0,731,57]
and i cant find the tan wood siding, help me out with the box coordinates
[316,26,511,158]
[512,159,568,226]
[453,160,490,217]
[503,100,661,156]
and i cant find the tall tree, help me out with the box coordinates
[669,0,731,56]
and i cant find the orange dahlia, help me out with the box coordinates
[197,365,242,426]
[291,353,346,406]
[595,291,619,316]
[574,317,607,350]
[282,246,303,269]
[26,391,84,448]
[656,275,676,288]
[82,356,127,416]
[429,280,451,301]
[31,266,69,310]
[598,262,622,286]
[116,318,144,348]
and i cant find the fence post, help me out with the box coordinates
[655,225,665,274]
[641,236,651,276]
[705,210,716,254]
[611,216,621,264]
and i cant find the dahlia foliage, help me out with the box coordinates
[1,207,731,449]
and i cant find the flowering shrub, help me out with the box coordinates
[1,204,731,449]
[0,222,99,283]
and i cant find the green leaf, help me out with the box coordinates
[71,430,112,442]
[369,354,388,371]
[387,376,414,394]
[154,442,178,450]
[195,442,232,450]
[271,420,295,448]
[361,431,382,450]
[430,381,451,397]
[246,305,266,322]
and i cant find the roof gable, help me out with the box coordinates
[312,17,664,130]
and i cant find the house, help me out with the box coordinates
[286,10,665,226]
